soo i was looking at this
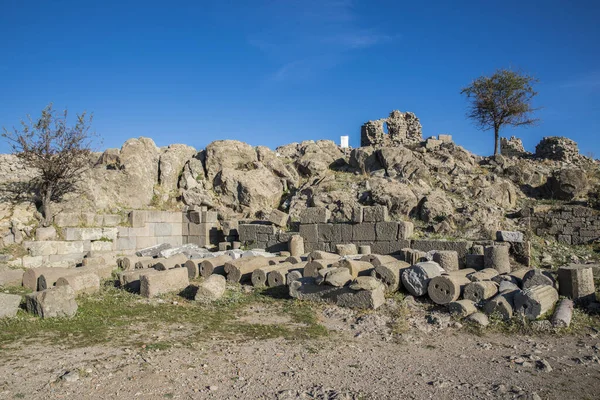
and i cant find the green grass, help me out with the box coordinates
[0,283,328,350]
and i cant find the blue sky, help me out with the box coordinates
[1,0,599,157]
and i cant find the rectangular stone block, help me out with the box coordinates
[91,241,114,252]
[117,237,137,251]
[154,223,173,236]
[398,221,414,240]
[128,210,147,228]
[300,207,330,224]
[299,224,318,243]
[438,134,452,143]
[140,268,190,298]
[371,241,391,255]
[256,224,277,235]
[102,214,122,226]
[24,241,56,256]
[558,265,596,304]
[318,224,342,243]
[388,240,411,255]
[375,222,399,241]
[55,241,85,255]
[65,228,104,241]
[268,210,289,227]
[353,223,376,241]
[340,224,353,242]
[22,255,44,269]
[189,211,201,224]
[304,242,318,253]
[202,211,218,223]
[351,206,363,223]
[363,206,389,222]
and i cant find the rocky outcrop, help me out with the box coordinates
[159,144,197,192]
[546,168,588,200]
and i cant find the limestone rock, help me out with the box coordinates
[195,274,226,302]
[0,293,21,318]
[159,144,197,192]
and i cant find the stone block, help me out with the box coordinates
[388,240,411,255]
[256,224,277,234]
[117,237,137,251]
[289,277,385,309]
[189,211,201,224]
[102,214,122,226]
[157,236,183,248]
[90,241,114,252]
[202,211,218,223]
[299,224,319,243]
[24,241,58,256]
[375,222,399,241]
[36,227,57,241]
[128,211,147,228]
[101,228,118,241]
[371,241,391,255]
[56,241,85,255]
[397,221,414,239]
[22,256,44,269]
[26,285,78,318]
[352,223,376,241]
[54,212,81,227]
[154,223,173,236]
[318,224,342,243]
[351,206,364,223]
[268,210,289,227]
[0,268,24,287]
[363,206,389,222]
[496,231,524,243]
[65,228,104,241]
[340,224,353,242]
[558,265,596,304]
[0,293,22,318]
[299,207,330,224]
[140,268,190,298]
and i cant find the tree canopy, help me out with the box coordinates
[2,104,95,225]
[461,69,539,156]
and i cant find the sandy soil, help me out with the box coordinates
[1,299,600,400]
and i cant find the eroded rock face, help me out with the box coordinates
[205,140,257,184]
[546,168,588,200]
[214,166,283,216]
[81,137,161,209]
[159,144,197,192]
[369,178,419,217]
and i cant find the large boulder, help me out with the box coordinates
[159,144,197,192]
[546,168,588,200]
[83,137,160,209]
[377,147,427,179]
[295,141,343,177]
[214,166,284,216]
[204,140,257,184]
[349,147,382,173]
[25,285,78,318]
[256,146,300,189]
[417,190,453,223]
[369,178,419,217]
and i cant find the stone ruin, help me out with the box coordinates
[500,136,529,158]
[360,110,423,147]
[535,136,581,162]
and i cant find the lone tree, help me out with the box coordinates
[461,69,539,156]
[2,104,95,225]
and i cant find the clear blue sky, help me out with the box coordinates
[1,0,599,157]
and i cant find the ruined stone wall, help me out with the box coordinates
[500,136,528,158]
[360,110,422,147]
[535,137,580,162]
[524,205,600,245]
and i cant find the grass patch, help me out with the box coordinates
[0,284,328,350]
[0,244,27,258]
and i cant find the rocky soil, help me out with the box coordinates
[1,294,600,400]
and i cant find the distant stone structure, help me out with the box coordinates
[361,110,422,147]
[500,136,528,158]
[535,136,580,162]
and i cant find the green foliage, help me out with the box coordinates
[461,69,539,155]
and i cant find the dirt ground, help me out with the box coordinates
[1,293,600,400]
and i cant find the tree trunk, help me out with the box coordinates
[41,187,52,227]
[494,126,499,156]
